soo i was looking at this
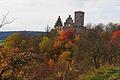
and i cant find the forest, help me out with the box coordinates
[0,23,120,80]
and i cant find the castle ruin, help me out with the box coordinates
[54,11,85,33]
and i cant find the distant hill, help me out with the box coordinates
[0,31,47,40]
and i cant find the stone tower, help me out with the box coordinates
[74,11,84,27]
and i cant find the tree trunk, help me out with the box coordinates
[93,54,100,69]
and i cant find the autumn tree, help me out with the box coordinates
[4,33,23,49]
[106,23,120,32]
[109,30,120,65]
[39,36,54,62]
[0,48,37,79]
[59,28,75,41]
[77,24,111,69]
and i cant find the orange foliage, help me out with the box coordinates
[112,30,120,39]
[64,41,74,48]
[54,40,63,48]
[48,59,54,66]
[75,34,80,42]
[59,51,71,60]
[59,28,75,40]
[111,30,120,44]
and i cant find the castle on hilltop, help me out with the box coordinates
[54,11,85,33]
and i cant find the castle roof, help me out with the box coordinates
[54,16,63,27]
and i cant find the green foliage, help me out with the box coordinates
[84,66,120,80]
[39,36,52,52]
[4,33,22,48]
[106,23,120,32]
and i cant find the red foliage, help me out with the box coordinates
[54,40,63,48]
[48,59,54,66]
[111,30,120,47]
[59,28,75,40]
[112,30,120,38]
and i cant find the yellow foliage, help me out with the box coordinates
[59,51,71,60]
[48,59,54,66]
[39,37,52,51]
[64,41,73,48]
[75,35,80,41]
[54,40,63,48]
[1,70,13,79]
[0,61,8,67]
[71,60,75,64]
[4,33,22,48]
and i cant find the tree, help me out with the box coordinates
[109,30,120,65]
[59,28,75,40]
[4,33,23,49]
[59,51,72,63]
[45,25,51,33]
[39,36,54,61]
[0,48,36,79]
[39,37,52,52]
[77,26,111,69]
[106,23,120,32]
[0,11,14,28]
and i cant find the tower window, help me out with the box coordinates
[68,24,70,26]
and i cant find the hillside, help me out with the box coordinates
[0,31,46,40]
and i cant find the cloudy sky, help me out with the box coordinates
[0,0,120,31]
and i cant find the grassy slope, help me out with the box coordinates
[80,66,120,80]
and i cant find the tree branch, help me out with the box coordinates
[0,11,15,28]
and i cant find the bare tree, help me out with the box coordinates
[45,25,51,33]
[0,11,15,28]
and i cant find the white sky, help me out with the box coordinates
[0,0,120,31]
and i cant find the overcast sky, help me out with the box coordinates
[0,0,120,31]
